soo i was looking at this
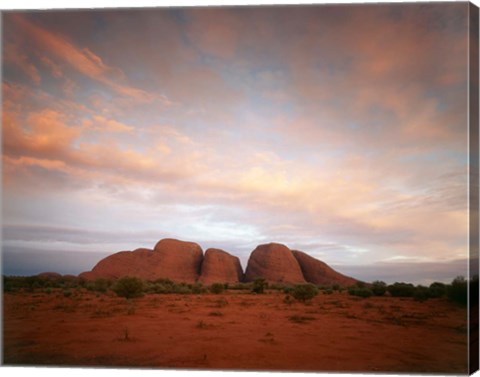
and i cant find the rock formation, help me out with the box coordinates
[292,250,357,286]
[153,239,203,282]
[78,238,359,286]
[244,243,305,283]
[199,248,243,284]
[79,239,203,283]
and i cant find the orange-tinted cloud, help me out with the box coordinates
[10,14,155,102]
[1,5,470,275]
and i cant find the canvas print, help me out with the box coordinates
[1,1,479,374]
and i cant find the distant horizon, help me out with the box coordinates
[2,241,472,286]
[2,3,474,286]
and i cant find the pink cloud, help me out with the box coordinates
[10,14,155,102]
[186,9,241,59]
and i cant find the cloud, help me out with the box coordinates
[186,8,241,59]
[40,55,63,78]
[84,115,135,133]
[1,4,471,276]
[8,14,156,103]
[4,42,41,84]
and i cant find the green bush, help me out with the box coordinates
[282,285,294,294]
[173,283,192,294]
[190,283,206,294]
[112,276,145,299]
[348,286,373,298]
[428,282,446,298]
[371,281,387,296]
[291,283,319,302]
[413,285,430,301]
[387,282,415,297]
[251,278,267,294]
[230,282,251,290]
[210,283,225,294]
[93,278,112,293]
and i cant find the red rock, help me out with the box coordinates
[79,239,203,283]
[244,243,305,283]
[153,239,203,282]
[199,248,243,284]
[292,250,358,286]
[79,248,155,281]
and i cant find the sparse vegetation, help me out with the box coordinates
[413,285,430,302]
[428,282,447,298]
[348,286,373,298]
[195,320,208,329]
[209,283,225,294]
[283,294,294,305]
[387,282,415,297]
[291,283,319,302]
[112,276,144,299]
[86,278,113,293]
[447,276,468,305]
[371,281,387,296]
[251,278,267,294]
[288,315,316,323]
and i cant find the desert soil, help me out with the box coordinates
[3,290,468,373]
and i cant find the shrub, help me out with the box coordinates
[269,283,288,291]
[93,278,112,293]
[282,285,294,294]
[371,281,387,296]
[428,282,446,298]
[173,284,192,294]
[413,285,430,302]
[149,282,169,294]
[447,276,468,305]
[288,315,316,323]
[112,276,145,299]
[348,286,373,298]
[210,283,225,294]
[230,282,251,290]
[291,284,319,302]
[63,289,73,298]
[251,278,267,294]
[190,283,206,294]
[387,282,415,297]
[355,281,366,289]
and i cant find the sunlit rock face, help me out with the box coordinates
[79,239,203,283]
[199,248,244,284]
[292,250,358,286]
[244,243,306,283]
[79,239,359,286]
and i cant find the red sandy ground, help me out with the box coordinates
[3,289,468,373]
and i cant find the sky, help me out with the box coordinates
[1,2,475,284]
